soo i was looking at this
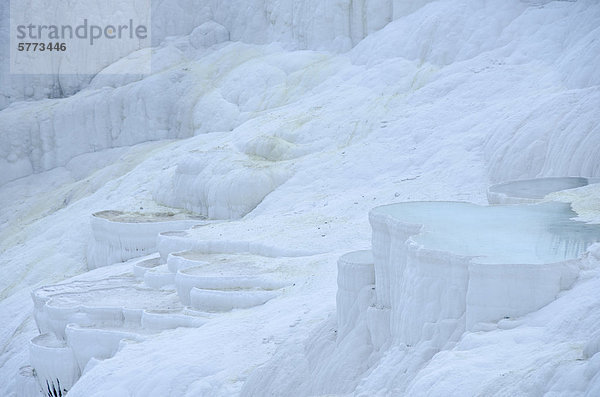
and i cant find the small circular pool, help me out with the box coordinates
[487,177,593,204]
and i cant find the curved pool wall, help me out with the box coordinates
[336,250,375,340]
[367,201,600,347]
[29,333,80,396]
[487,177,597,205]
[87,210,206,269]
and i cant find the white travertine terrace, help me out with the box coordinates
[336,250,375,340]
[170,250,288,309]
[176,264,285,307]
[189,288,280,312]
[28,259,209,394]
[487,177,598,205]
[29,333,80,396]
[2,0,599,394]
[143,264,177,289]
[366,200,600,351]
[132,256,162,279]
[87,210,206,269]
[157,228,319,262]
[31,272,201,339]
[28,245,294,394]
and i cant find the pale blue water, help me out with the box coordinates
[372,201,600,265]
[489,177,589,199]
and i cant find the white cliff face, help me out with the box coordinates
[3,1,600,187]
[0,0,431,112]
[2,0,600,396]
[0,41,344,186]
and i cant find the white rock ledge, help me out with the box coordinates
[29,333,79,396]
[487,177,599,205]
[189,288,280,312]
[336,250,375,339]
[367,201,600,348]
[64,324,144,373]
[32,278,196,338]
[87,210,206,269]
[157,229,319,262]
[28,260,209,393]
[169,250,289,308]
[143,264,177,289]
[177,270,285,307]
[132,255,162,279]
